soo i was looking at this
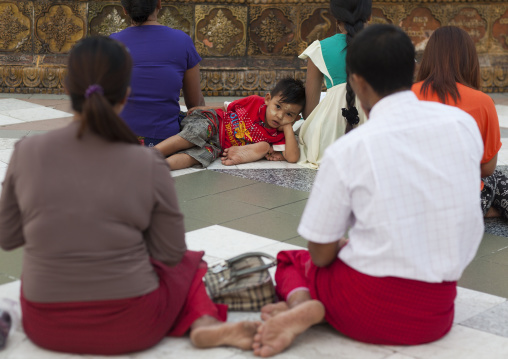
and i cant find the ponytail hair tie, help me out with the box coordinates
[341,106,360,126]
[85,84,104,99]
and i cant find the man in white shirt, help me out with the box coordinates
[253,24,484,357]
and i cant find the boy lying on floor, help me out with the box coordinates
[154,78,305,170]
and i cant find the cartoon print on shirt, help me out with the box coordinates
[234,122,253,142]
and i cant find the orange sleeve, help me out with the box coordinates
[478,96,502,164]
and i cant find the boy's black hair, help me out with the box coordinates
[346,24,415,97]
[270,77,306,109]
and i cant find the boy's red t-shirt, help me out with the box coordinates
[216,95,286,150]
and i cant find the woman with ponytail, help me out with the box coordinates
[0,37,258,355]
[111,0,205,147]
[298,0,371,169]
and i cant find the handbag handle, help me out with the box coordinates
[226,252,277,279]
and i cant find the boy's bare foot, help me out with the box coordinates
[221,145,266,166]
[190,321,260,350]
[252,300,325,357]
[265,151,285,161]
[260,302,289,321]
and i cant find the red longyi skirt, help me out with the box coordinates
[275,250,457,345]
[20,251,227,355]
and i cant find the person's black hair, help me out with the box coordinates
[346,24,415,97]
[65,36,138,144]
[270,77,306,109]
[121,0,158,24]
[330,0,372,133]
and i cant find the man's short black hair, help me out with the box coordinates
[346,24,415,97]
[270,77,306,109]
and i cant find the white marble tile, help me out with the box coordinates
[0,148,14,164]
[501,137,508,151]
[0,114,24,126]
[170,167,203,178]
[0,99,40,112]
[496,105,508,118]
[496,147,508,166]
[0,281,20,302]
[266,324,393,359]
[0,138,18,151]
[500,117,508,130]
[206,159,237,170]
[386,325,508,359]
[235,160,303,170]
[454,287,506,323]
[185,225,276,259]
[0,107,71,122]
[382,354,418,359]
[497,107,508,128]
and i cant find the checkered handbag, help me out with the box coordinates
[203,252,277,311]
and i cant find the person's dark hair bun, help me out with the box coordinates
[121,0,158,24]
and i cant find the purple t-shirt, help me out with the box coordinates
[111,26,202,139]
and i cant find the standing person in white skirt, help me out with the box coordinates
[298,0,371,169]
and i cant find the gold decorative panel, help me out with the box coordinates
[300,7,337,48]
[0,2,31,53]
[400,7,441,51]
[195,6,247,56]
[249,6,297,56]
[0,0,505,94]
[492,8,508,52]
[160,5,194,38]
[35,3,86,54]
[89,2,129,36]
[371,7,393,25]
[3,66,23,88]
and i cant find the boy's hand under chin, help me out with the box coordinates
[277,122,295,132]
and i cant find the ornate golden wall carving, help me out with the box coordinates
[35,3,86,54]
[0,0,506,94]
[0,3,31,52]
[195,6,247,56]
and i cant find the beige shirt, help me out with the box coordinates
[0,122,187,303]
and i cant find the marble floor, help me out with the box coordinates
[0,93,508,358]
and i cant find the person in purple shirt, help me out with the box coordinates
[111,0,205,147]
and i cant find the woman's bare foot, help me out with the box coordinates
[260,302,289,321]
[252,300,325,357]
[190,321,260,350]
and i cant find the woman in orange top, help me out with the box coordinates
[412,26,503,218]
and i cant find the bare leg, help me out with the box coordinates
[485,206,501,218]
[252,300,325,357]
[221,142,271,166]
[190,315,260,350]
[261,289,311,320]
[167,153,200,170]
[155,135,195,157]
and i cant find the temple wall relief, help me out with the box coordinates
[0,0,506,94]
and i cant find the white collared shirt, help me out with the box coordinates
[298,91,484,282]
